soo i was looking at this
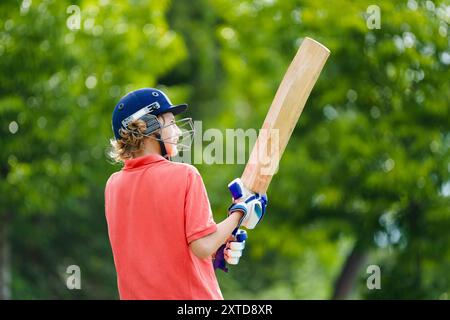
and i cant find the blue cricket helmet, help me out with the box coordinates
[111,88,188,140]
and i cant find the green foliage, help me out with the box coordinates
[0,0,448,299]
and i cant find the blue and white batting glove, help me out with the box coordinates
[228,178,268,230]
[212,179,268,272]
[213,230,247,271]
[224,229,248,265]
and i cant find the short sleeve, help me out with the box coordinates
[184,167,217,244]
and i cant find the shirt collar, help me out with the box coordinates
[124,154,167,170]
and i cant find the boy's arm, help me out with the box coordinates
[189,211,243,259]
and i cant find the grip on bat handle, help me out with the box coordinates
[227,229,248,265]
[213,229,248,270]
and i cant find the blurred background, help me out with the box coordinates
[0,0,449,299]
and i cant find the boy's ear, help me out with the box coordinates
[157,114,165,125]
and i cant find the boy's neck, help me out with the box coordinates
[132,138,162,159]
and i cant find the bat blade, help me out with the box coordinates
[241,37,330,194]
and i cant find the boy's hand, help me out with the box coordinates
[224,230,247,265]
[228,178,268,230]
[213,178,268,272]
[228,193,268,230]
[213,230,248,271]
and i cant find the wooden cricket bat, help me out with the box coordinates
[241,37,330,194]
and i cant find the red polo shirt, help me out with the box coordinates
[104,154,223,300]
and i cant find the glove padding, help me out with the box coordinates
[213,230,247,272]
[228,193,268,230]
[213,178,268,272]
[224,229,247,265]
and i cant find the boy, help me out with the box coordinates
[105,88,267,299]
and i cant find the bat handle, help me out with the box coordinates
[213,243,228,272]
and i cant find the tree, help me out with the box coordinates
[0,0,448,299]
[0,0,186,298]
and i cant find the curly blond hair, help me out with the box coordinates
[108,118,152,163]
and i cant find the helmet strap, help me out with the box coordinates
[155,132,170,160]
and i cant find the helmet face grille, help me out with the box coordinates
[162,117,195,158]
[172,118,194,151]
